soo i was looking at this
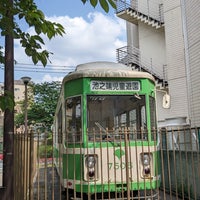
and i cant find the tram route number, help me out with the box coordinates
[108,162,133,170]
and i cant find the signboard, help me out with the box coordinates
[90,80,140,91]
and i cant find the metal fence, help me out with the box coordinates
[3,127,200,199]
[116,0,164,23]
[116,45,168,86]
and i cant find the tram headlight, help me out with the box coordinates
[141,153,152,178]
[85,155,98,181]
[85,155,96,168]
[143,154,150,166]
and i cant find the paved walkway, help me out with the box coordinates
[33,167,184,200]
[33,167,65,200]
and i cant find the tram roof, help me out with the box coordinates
[63,61,155,83]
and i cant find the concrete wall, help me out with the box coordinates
[162,0,189,124]
[138,22,166,76]
[183,0,200,127]
[126,22,139,48]
[137,0,163,21]
[126,0,200,127]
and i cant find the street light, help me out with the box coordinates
[21,76,31,135]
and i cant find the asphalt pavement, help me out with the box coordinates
[33,167,184,200]
[33,167,63,200]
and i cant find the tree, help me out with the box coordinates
[0,0,116,67]
[81,0,116,12]
[0,0,65,66]
[0,1,65,198]
[0,0,116,110]
[0,0,65,117]
[0,1,116,198]
[15,81,61,131]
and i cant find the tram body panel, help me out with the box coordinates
[54,145,160,192]
[53,61,160,198]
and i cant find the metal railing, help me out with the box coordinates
[116,46,141,68]
[159,127,200,200]
[116,45,168,85]
[1,126,200,199]
[116,0,164,24]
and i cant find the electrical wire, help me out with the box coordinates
[0,62,76,74]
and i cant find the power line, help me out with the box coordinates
[0,63,76,74]
[14,69,70,74]
[16,62,75,68]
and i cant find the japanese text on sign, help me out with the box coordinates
[90,80,140,91]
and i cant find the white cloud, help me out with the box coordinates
[14,11,127,83]
[41,74,63,83]
[44,12,126,64]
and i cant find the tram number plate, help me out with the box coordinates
[108,162,133,170]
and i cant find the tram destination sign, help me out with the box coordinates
[91,80,140,91]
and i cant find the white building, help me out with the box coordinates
[116,0,200,128]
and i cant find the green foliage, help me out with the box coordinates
[39,145,53,158]
[0,0,114,111]
[14,112,24,128]
[38,132,53,158]
[0,90,15,111]
[15,81,61,130]
[0,127,3,137]
[0,46,4,64]
[81,0,116,13]
[0,0,65,66]
[0,0,65,111]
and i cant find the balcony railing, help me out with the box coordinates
[116,0,164,28]
[116,46,168,86]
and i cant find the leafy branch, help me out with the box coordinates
[0,0,65,66]
[81,0,116,13]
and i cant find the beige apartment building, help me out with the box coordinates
[0,80,26,129]
[116,0,200,128]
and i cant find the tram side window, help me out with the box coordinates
[57,107,62,144]
[139,105,147,139]
[150,96,157,140]
[141,105,147,129]
[66,96,82,143]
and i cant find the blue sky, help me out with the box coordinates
[0,0,127,83]
[35,0,115,18]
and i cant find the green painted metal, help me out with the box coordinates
[73,180,160,193]
[53,63,160,198]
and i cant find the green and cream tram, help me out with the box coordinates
[53,61,160,199]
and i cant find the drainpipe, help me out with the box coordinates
[180,0,192,126]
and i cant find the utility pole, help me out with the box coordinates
[2,0,14,199]
[21,76,31,135]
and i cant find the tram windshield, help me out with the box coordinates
[87,95,154,141]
